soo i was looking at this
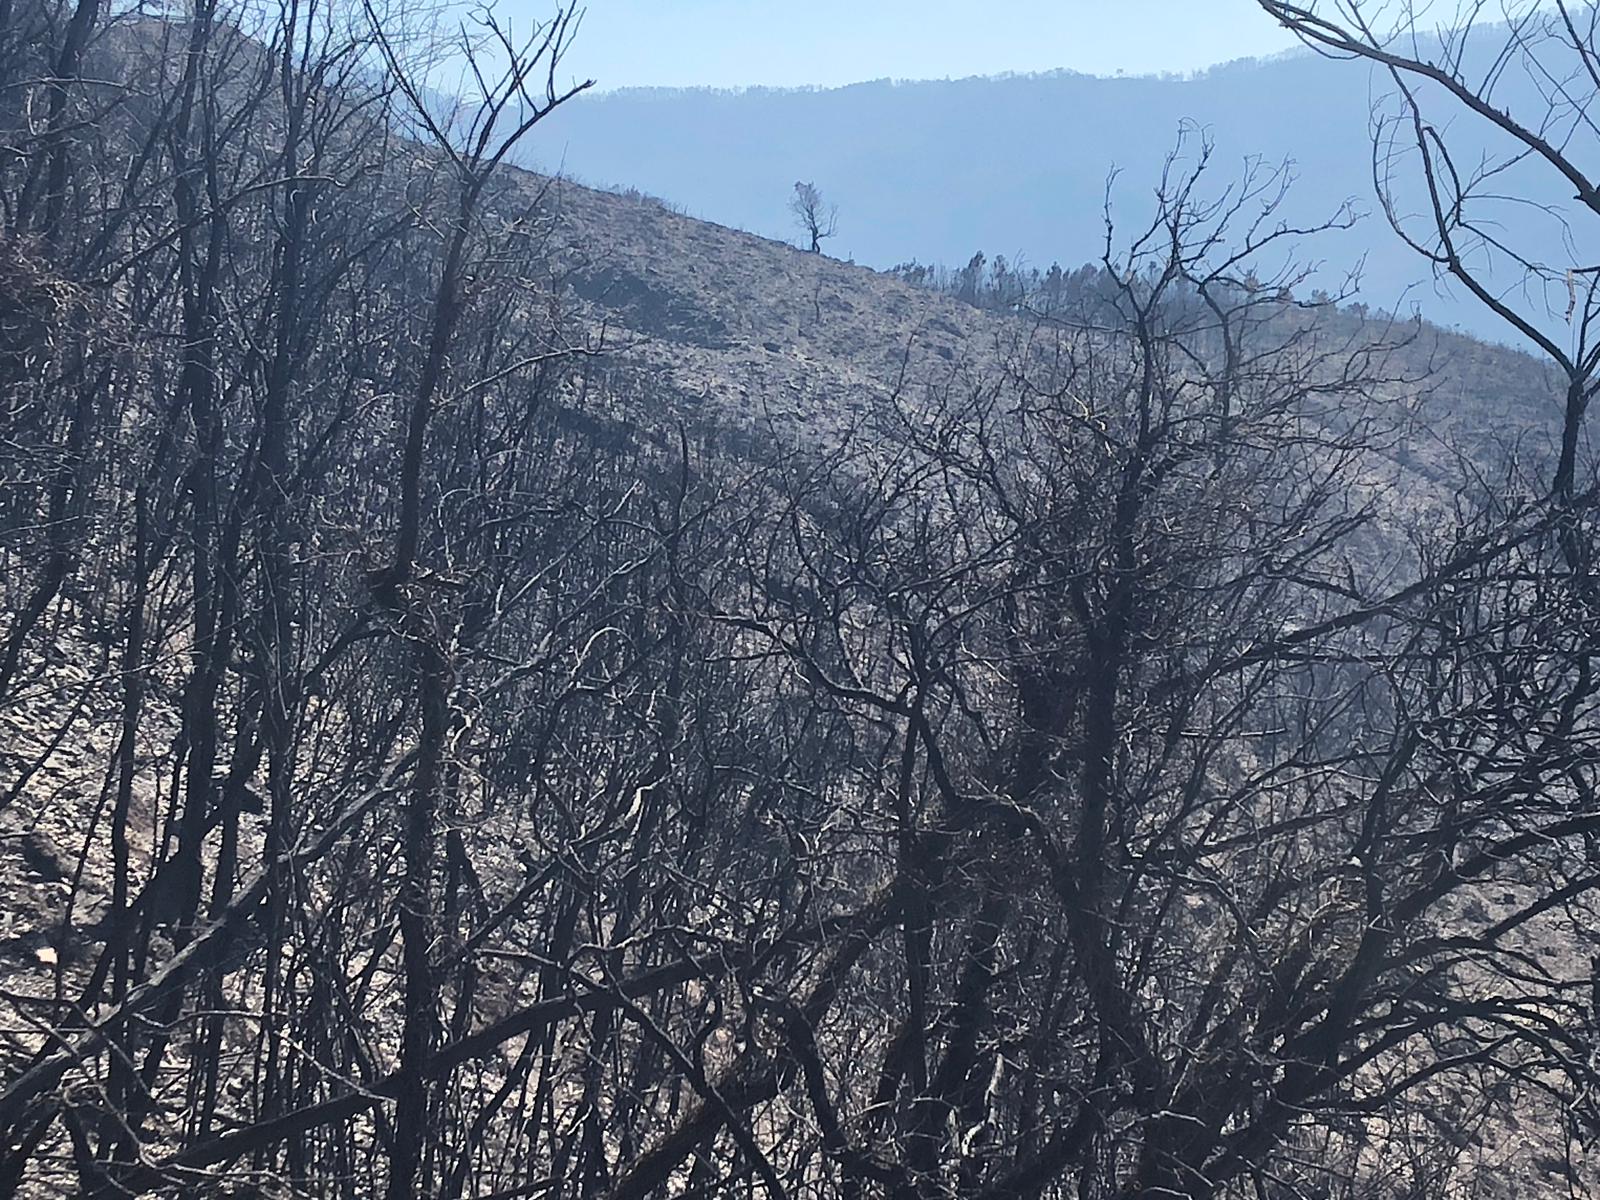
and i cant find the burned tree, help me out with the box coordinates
[0,0,1596,1196]
[792,179,838,254]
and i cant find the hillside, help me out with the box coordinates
[540,174,1566,523]
[2,6,1599,1200]
[526,46,1599,347]
[539,173,1558,453]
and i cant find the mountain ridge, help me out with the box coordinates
[582,47,1314,100]
[523,37,1594,348]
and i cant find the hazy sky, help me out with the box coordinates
[541,1,1303,92]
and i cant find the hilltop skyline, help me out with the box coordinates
[528,0,1303,92]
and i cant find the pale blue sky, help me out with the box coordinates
[542,1,1302,92]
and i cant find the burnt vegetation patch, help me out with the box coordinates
[0,2,1599,1200]
[569,263,734,348]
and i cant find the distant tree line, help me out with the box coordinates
[888,251,1086,311]
[888,250,1394,323]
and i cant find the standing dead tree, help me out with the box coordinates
[791,179,838,254]
[360,12,590,1198]
[1247,0,1600,1185]
[2,0,1599,1196]
[1258,0,1600,507]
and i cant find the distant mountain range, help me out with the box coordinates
[523,44,1595,347]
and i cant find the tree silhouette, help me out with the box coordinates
[791,179,837,253]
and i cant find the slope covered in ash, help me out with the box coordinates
[540,172,1564,476]
[1,9,1595,1200]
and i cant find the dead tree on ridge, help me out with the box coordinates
[791,179,838,253]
